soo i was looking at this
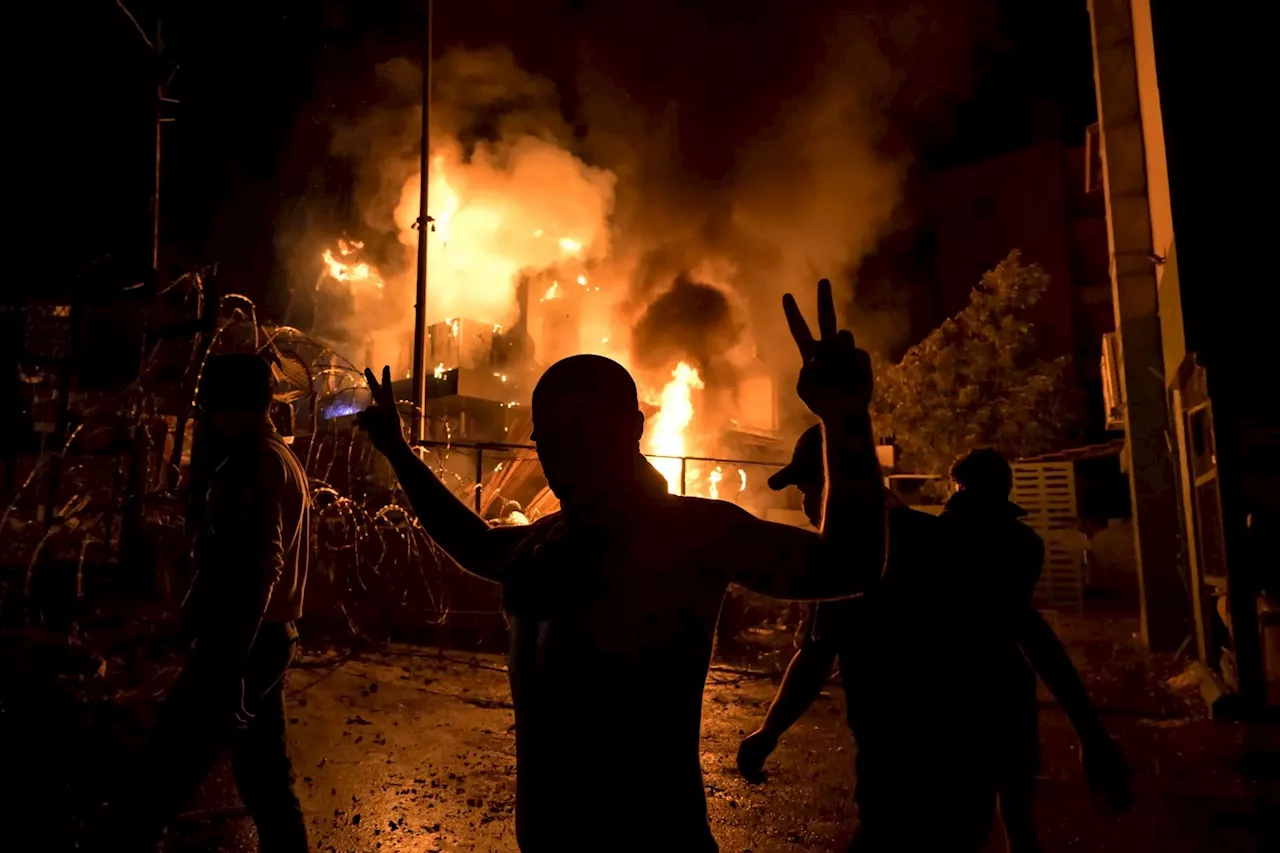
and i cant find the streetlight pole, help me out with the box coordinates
[113,2,169,272]
[409,0,434,444]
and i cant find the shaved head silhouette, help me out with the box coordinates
[531,355,647,508]
[532,354,640,421]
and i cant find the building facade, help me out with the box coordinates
[931,139,1117,438]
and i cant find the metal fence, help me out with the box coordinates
[412,439,794,524]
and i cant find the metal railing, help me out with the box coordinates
[412,439,789,513]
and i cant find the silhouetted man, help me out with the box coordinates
[942,448,1129,852]
[738,440,1130,852]
[737,425,948,851]
[737,425,891,849]
[357,280,887,851]
[114,353,311,852]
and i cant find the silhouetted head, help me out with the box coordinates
[197,353,274,435]
[531,355,645,508]
[950,448,1013,502]
[771,426,903,526]
[769,425,825,526]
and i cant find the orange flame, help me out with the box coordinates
[320,239,385,292]
[646,362,704,495]
[707,465,749,502]
[387,140,613,335]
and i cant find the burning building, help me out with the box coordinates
[295,35,914,518]
[308,127,783,518]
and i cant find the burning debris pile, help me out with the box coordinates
[304,202,757,513]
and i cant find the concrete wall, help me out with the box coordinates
[932,142,1078,361]
[930,140,1115,434]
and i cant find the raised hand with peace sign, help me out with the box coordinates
[356,365,410,456]
[783,278,874,421]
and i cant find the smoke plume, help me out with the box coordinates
[632,276,745,391]
[288,0,990,439]
[320,48,618,373]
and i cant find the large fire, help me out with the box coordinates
[392,140,613,333]
[320,239,384,293]
[316,140,755,507]
[645,362,704,495]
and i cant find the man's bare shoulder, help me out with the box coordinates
[663,495,805,547]
[493,510,564,551]
[668,494,756,526]
[524,511,564,535]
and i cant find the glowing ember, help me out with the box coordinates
[646,362,704,495]
[559,237,582,254]
[707,466,747,501]
[320,239,385,292]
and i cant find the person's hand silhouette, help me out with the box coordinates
[783,279,873,421]
[736,729,777,785]
[356,366,409,456]
[1082,735,1132,814]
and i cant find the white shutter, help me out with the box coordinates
[1012,461,1085,613]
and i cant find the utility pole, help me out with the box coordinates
[409,0,435,444]
[115,1,171,272]
[1087,0,1191,651]
[153,19,163,269]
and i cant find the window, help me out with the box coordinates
[1188,405,1217,480]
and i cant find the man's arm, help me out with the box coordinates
[725,413,887,599]
[379,440,523,581]
[1011,533,1104,738]
[359,367,520,582]
[1016,607,1106,742]
[1017,606,1131,808]
[726,280,887,598]
[760,620,841,738]
[739,614,840,782]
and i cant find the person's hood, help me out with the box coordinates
[943,488,1027,520]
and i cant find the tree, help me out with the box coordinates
[872,251,1080,480]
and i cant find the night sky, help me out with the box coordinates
[63,0,1096,311]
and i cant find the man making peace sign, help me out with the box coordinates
[357,279,887,852]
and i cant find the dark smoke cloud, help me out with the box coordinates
[329,47,574,246]
[631,276,745,389]
[566,0,995,365]
[279,0,995,415]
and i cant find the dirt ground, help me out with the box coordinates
[155,637,1275,853]
[5,611,1277,852]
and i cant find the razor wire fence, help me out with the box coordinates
[2,289,809,657]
